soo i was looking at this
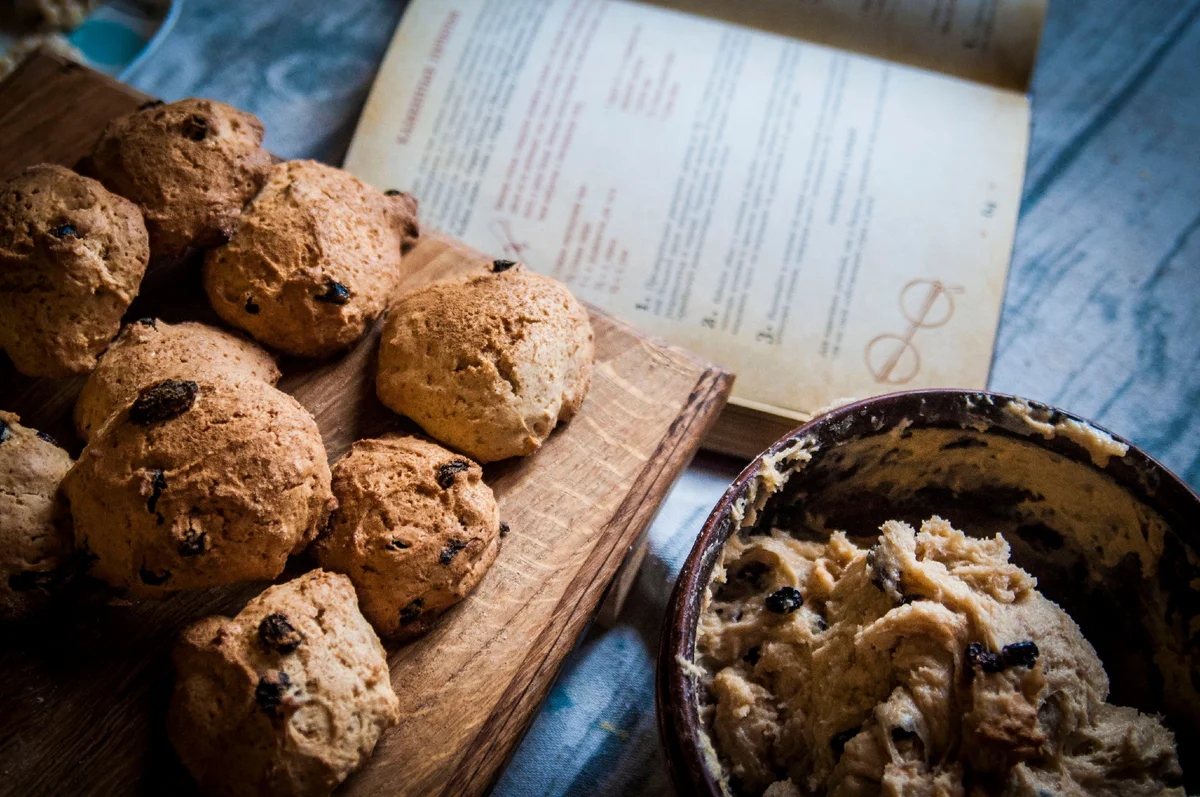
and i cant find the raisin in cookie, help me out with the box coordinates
[0,163,149,377]
[85,98,271,259]
[74,318,280,441]
[203,160,420,359]
[315,436,500,639]
[0,412,74,620]
[169,569,399,797]
[62,377,334,598]
[376,261,593,462]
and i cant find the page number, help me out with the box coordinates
[981,201,997,218]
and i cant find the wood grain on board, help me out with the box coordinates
[0,52,733,797]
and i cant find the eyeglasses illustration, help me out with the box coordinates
[865,279,963,384]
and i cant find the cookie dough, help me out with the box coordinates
[74,318,280,441]
[169,569,399,797]
[0,412,74,619]
[203,159,420,359]
[85,98,272,259]
[62,377,334,598]
[0,163,149,377]
[376,261,593,462]
[697,517,1184,796]
[315,436,500,639]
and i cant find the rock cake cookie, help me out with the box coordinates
[315,436,500,639]
[62,377,334,598]
[169,569,399,797]
[74,318,280,441]
[376,261,593,462]
[84,98,271,259]
[0,412,74,620]
[0,163,149,377]
[697,517,1185,797]
[203,159,420,359]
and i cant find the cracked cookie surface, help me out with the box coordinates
[0,163,148,377]
[203,159,419,359]
[62,376,334,598]
[376,262,593,462]
[170,569,398,797]
[315,435,499,640]
[74,318,279,441]
[85,98,271,259]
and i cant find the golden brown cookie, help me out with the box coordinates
[74,318,280,441]
[376,261,593,462]
[315,436,500,639]
[0,412,74,620]
[203,160,420,359]
[85,98,271,259]
[169,569,399,797]
[0,163,149,377]
[62,376,334,598]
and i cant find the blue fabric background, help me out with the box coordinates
[494,464,736,797]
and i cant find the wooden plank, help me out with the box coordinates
[991,3,1200,488]
[0,52,733,797]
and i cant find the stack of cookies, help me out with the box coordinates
[0,94,595,796]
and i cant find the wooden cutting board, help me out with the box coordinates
[0,53,734,797]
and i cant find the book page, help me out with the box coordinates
[641,0,1048,92]
[345,0,1029,423]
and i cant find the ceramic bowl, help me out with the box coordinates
[656,389,1200,796]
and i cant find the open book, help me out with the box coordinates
[344,0,1047,458]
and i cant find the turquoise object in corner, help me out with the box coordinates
[61,0,179,78]
[68,19,144,71]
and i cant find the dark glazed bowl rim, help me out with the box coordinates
[655,388,1200,797]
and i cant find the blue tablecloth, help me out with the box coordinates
[494,462,736,797]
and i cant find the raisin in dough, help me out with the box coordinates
[697,517,1185,797]
[74,318,280,441]
[85,98,271,259]
[315,436,500,639]
[0,163,149,377]
[169,569,399,797]
[0,412,74,620]
[203,160,420,359]
[376,261,593,462]
[62,377,334,598]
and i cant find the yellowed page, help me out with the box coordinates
[642,0,1048,91]
[345,0,1029,422]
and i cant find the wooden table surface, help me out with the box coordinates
[122,0,1200,495]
